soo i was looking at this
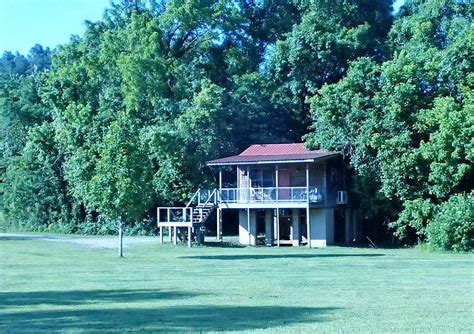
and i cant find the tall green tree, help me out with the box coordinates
[268,0,393,140]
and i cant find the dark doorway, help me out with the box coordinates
[300,211,308,244]
[222,210,239,236]
[278,209,292,242]
[334,208,346,243]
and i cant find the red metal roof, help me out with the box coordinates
[240,143,313,156]
[207,143,338,166]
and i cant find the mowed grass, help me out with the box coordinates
[0,237,473,333]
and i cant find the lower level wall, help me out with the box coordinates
[309,208,334,248]
[236,207,335,247]
[238,210,257,245]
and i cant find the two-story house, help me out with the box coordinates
[157,143,359,247]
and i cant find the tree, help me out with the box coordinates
[0,47,57,231]
[268,0,393,140]
[2,124,78,232]
[85,112,153,256]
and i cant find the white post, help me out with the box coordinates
[169,226,172,242]
[247,166,250,203]
[307,206,311,248]
[219,168,222,192]
[306,163,311,247]
[218,168,222,241]
[247,208,250,245]
[275,165,279,202]
[188,227,192,247]
[306,163,310,203]
[173,226,177,245]
[276,208,280,247]
[217,208,221,241]
[159,226,163,244]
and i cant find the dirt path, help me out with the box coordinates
[0,233,157,249]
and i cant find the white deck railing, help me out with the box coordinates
[157,207,193,226]
[219,187,322,204]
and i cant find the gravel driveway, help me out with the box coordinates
[0,233,158,249]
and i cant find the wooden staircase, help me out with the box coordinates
[192,203,215,225]
[157,189,218,247]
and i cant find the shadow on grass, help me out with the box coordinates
[0,289,202,309]
[0,236,45,241]
[1,305,339,332]
[201,241,246,248]
[181,253,385,260]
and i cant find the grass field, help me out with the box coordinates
[1,236,473,333]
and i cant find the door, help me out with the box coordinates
[278,169,290,200]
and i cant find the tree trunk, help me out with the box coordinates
[118,219,124,257]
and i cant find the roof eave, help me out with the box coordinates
[206,154,338,167]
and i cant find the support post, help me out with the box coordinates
[219,167,222,193]
[247,207,251,246]
[306,163,311,247]
[275,165,279,201]
[276,208,280,247]
[306,163,310,203]
[159,226,163,244]
[217,208,222,241]
[188,227,192,247]
[306,206,311,248]
[173,226,177,245]
[169,226,172,242]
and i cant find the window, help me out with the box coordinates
[250,168,275,188]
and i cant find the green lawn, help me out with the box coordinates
[1,237,473,333]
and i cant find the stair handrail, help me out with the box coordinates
[186,187,220,210]
[186,188,201,208]
[202,189,217,207]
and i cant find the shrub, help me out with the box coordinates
[426,193,474,252]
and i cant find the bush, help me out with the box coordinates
[390,198,434,242]
[426,193,474,252]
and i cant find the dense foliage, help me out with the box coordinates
[306,0,473,250]
[0,0,472,250]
